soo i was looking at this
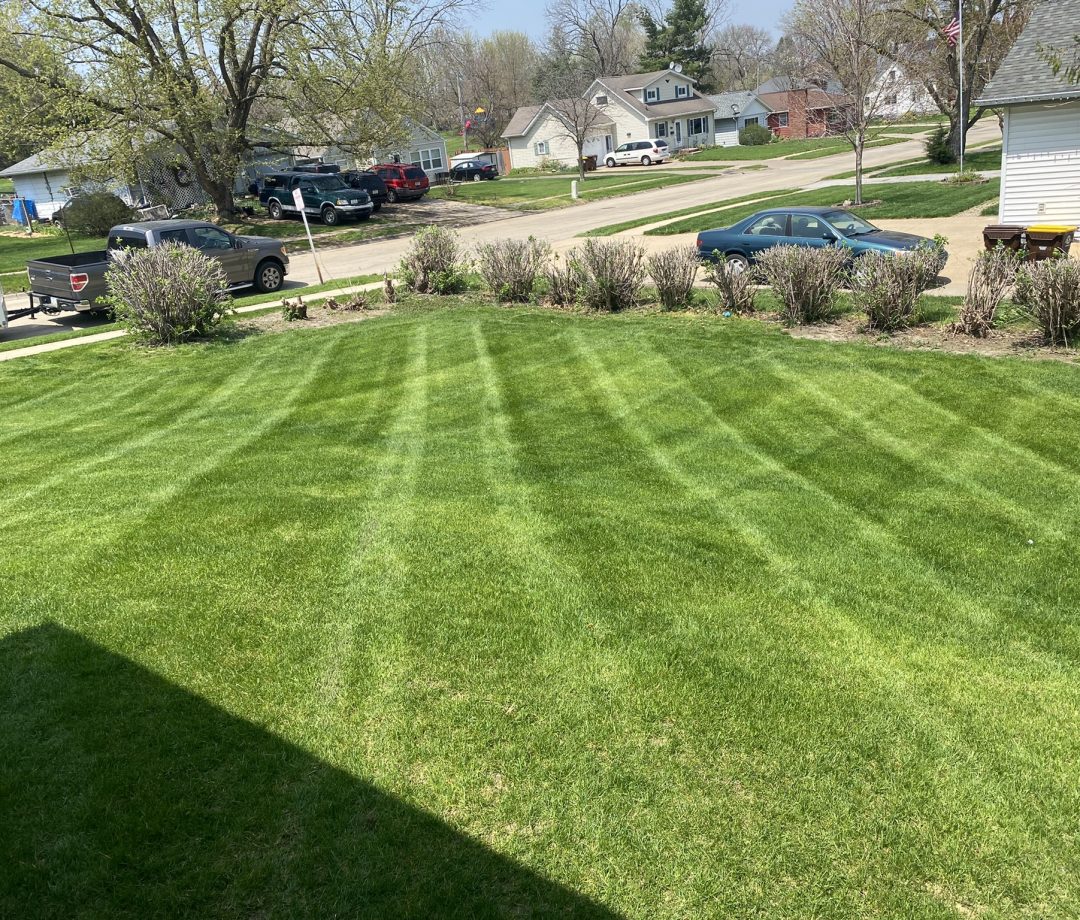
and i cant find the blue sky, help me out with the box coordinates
[474,0,792,40]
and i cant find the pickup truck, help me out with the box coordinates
[26,220,290,315]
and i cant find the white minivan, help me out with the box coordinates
[605,139,669,167]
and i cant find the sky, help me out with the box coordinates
[474,0,792,41]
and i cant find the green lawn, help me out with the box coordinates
[429,172,711,210]
[0,229,107,274]
[0,177,13,193]
[648,179,1001,235]
[684,137,850,161]
[872,147,1002,178]
[784,136,909,160]
[2,305,1079,917]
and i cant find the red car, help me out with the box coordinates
[371,164,430,203]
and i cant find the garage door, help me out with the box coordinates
[582,135,610,158]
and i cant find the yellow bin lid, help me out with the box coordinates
[1027,224,1077,233]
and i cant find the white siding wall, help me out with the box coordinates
[1000,101,1080,224]
[594,96,649,147]
[714,118,739,147]
[9,170,135,220]
[641,73,696,103]
[508,112,613,169]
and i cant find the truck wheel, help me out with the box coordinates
[254,259,285,293]
[358,212,371,222]
[321,206,339,226]
[386,189,398,203]
[268,200,284,220]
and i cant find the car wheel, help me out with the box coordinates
[268,200,283,220]
[605,157,616,168]
[725,252,750,273]
[472,173,482,182]
[321,206,339,226]
[254,259,284,294]
[387,189,398,203]
[641,155,652,166]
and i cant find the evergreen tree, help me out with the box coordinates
[637,0,714,91]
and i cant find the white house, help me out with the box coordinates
[869,64,937,121]
[503,65,717,169]
[0,150,138,220]
[706,91,772,146]
[977,0,1080,225]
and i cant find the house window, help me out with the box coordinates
[777,113,789,127]
[646,88,659,102]
[689,116,709,136]
[534,140,549,156]
[596,94,608,105]
[410,147,444,172]
[656,122,668,137]
[743,116,759,127]
[886,94,898,105]
[676,85,688,98]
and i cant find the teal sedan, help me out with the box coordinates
[695,206,945,270]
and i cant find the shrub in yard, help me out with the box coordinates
[476,237,552,302]
[57,191,134,237]
[1014,256,1080,345]
[325,292,367,312]
[398,225,468,295]
[739,123,773,146]
[755,244,849,325]
[925,125,955,165]
[105,242,230,345]
[954,245,1023,337]
[542,252,585,307]
[646,246,699,311]
[704,252,757,314]
[576,238,646,312]
[281,297,308,321]
[850,241,947,331]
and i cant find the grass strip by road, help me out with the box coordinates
[3,305,1079,917]
[647,179,1001,235]
[784,137,908,160]
[580,188,802,237]
[871,147,1002,178]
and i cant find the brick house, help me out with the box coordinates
[755,77,854,140]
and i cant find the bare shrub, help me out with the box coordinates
[576,238,646,312]
[646,246,699,311]
[105,242,230,345]
[326,293,368,312]
[704,252,756,314]
[1014,256,1080,345]
[954,245,1023,337]
[398,225,468,295]
[281,297,307,321]
[542,252,585,307]
[755,244,849,325]
[476,237,552,302]
[851,243,945,331]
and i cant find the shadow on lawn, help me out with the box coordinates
[0,625,619,919]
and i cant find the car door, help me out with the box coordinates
[188,226,247,284]
[788,213,836,251]
[298,179,322,215]
[741,213,790,257]
[613,143,632,164]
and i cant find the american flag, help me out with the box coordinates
[943,16,961,46]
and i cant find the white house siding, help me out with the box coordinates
[714,118,739,147]
[999,101,1080,224]
[8,170,137,220]
[508,111,612,169]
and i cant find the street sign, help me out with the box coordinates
[292,187,305,210]
[291,186,324,283]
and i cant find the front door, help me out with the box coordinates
[675,121,682,145]
[605,135,613,153]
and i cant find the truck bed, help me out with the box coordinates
[26,251,109,311]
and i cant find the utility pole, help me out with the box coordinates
[456,74,468,151]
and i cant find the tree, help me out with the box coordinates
[881,0,1032,159]
[538,64,610,181]
[638,0,718,90]
[0,0,464,218]
[710,24,775,90]
[546,0,643,75]
[1041,34,1080,83]
[789,0,895,204]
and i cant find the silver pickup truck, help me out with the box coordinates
[27,220,290,314]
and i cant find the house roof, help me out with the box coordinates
[599,69,697,92]
[755,76,846,96]
[0,150,70,177]
[976,0,1080,106]
[707,91,772,119]
[501,101,613,139]
[592,75,713,120]
[758,87,852,114]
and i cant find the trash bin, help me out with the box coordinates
[982,224,1025,251]
[1025,224,1076,261]
[582,155,598,172]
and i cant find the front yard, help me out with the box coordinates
[2,304,1079,917]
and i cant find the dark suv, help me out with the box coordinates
[371,164,430,203]
[340,171,389,211]
[259,172,373,225]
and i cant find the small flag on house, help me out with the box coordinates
[943,16,961,46]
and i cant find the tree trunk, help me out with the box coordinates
[947,109,963,162]
[577,144,586,182]
[206,179,237,221]
[854,133,864,206]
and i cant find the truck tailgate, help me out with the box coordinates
[27,256,109,305]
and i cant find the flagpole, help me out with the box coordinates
[958,1,965,172]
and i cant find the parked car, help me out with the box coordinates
[604,140,669,167]
[339,170,389,211]
[449,160,498,182]
[26,220,290,314]
[259,172,373,225]
[370,164,430,203]
[695,206,945,270]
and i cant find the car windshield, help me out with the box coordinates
[309,176,350,193]
[823,210,879,237]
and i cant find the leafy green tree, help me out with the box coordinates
[638,0,715,91]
